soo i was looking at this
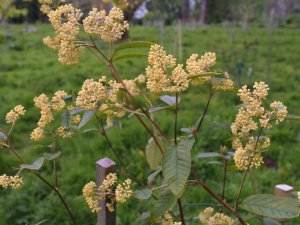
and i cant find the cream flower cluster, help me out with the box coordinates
[44,4,83,65]
[5,105,26,124]
[76,79,106,111]
[186,52,216,86]
[212,72,235,91]
[162,213,182,225]
[75,74,145,127]
[38,0,53,14]
[0,174,23,190]
[231,82,287,170]
[31,91,68,141]
[83,7,129,43]
[56,126,73,138]
[82,181,100,213]
[199,207,235,225]
[146,44,188,93]
[83,173,132,213]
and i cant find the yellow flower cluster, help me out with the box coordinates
[146,44,188,93]
[71,114,81,125]
[56,126,73,138]
[76,79,106,111]
[51,90,67,111]
[44,4,83,65]
[231,82,287,170]
[162,213,182,225]
[0,174,23,190]
[5,105,26,124]
[31,91,68,141]
[186,52,216,86]
[82,173,132,213]
[38,0,53,14]
[199,207,235,225]
[212,72,235,91]
[82,181,100,213]
[34,94,51,122]
[123,79,140,96]
[115,179,133,203]
[83,7,129,43]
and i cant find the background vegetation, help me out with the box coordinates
[0,1,299,225]
[0,22,299,224]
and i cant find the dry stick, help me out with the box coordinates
[192,170,247,225]
[8,145,77,225]
[234,127,263,210]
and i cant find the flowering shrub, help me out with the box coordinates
[1,0,299,224]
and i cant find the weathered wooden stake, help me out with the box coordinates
[96,157,116,225]
[274,184,293,198]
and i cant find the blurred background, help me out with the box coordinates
[0,0,300,224]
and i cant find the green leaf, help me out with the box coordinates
[148,167,162,183]
[197,152,222,159]
[262,218,281,225]
[160,95,180,106]
[113,52,147,61]
[43,152,61,161]
[78,110,97,129]
[33,219,48,225]
[162,139,194,195]
[0,131,8,147]
[148,105,170,113]
[150,189,178,221]
[187,71,223,79]
[286,114,300,120]
[240,194,300,219]
[146,137,163,170]
[134,212,151,225]
[134,188,152,200]
[180,128,193,134]
[114,41,153,53]
[0,131,8,142]
[61,111,71,128]
[20,157,45,170]
[69,107,85,115]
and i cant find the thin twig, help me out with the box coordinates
[177,198,186,225]
[97,117,145,187]
[221,156,228,201]
[192,170,247,225]
[196,85,214,135]
[7,142,76,225]
[174,93,179,146]
[234,127,263,210]
[109,61,173,145]
[50,132,58,188]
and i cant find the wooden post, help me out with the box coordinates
[274,184,293,198]
[96,157,116,225]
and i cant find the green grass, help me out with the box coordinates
[0,24,299,225]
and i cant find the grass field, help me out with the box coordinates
[0,23,300,224]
